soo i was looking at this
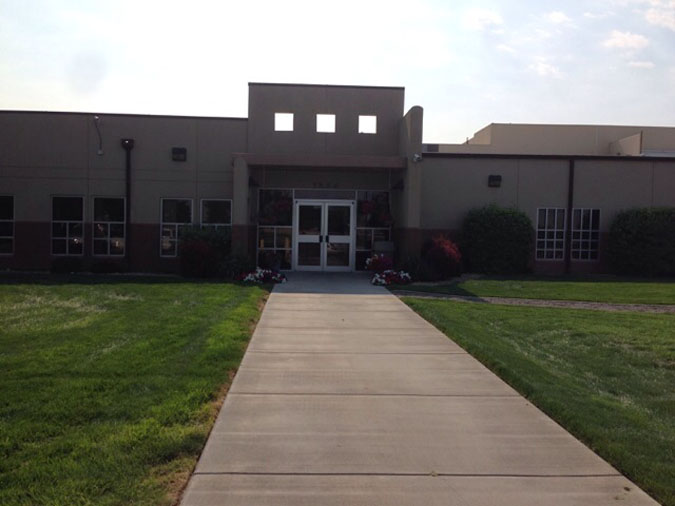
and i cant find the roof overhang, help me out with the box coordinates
[234,153,407,170]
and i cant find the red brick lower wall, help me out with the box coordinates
[0,222,179,273]
[1,222,608,276]
[393,227,610,275]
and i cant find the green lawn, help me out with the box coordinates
[393,277,675,304]
[0,277,268,506]
[403,297,675,506]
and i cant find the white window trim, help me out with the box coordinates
[535,207,566,262]
[160,198,193,258]
[571,208,601,262]
[0,194,14,256]
[200,198,232,230]
[51,195,85,256]
[92,196,126,257]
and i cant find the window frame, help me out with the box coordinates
[92,196,126,257]
[160,198,193,258]
[535,207,566,261]
[571,208,601,261]
[0,195,14,256]
[51,195,85,256]
[200,198,232,230]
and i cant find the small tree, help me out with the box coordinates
[461,205,533,273]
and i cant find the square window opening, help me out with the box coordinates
[358,115,377,134]
[274,113,294,132]
[316,114,336,133]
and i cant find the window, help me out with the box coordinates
[572,208,600,260]
[0,196,13,255]
[358,115,377,134]
[316,114,336,133]
[201,199,231,230]
[52,196,84,255]
[93,197,125,256]
[160,199,192,257]
[274,113,294,132]
[536,208,565,260]
[257,189,293,270]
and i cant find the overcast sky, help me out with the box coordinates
[1,0,674,143]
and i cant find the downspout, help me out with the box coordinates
[564,159,575,274]
[121,139,135,267]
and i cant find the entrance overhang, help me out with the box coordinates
[234,152,407,171]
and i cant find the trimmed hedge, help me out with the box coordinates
[608,207,675,276]
[178,227,232,278]
[421,235,462,280]
[461,205,534,274]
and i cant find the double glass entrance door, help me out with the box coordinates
[293,200,355,271]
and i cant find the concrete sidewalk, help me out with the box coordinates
[180,273,658,505]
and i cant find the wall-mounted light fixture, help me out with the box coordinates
[488,175,502,187]
[172,147,187,162]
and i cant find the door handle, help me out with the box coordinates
[319,235,323,243]
[326,235,330,243]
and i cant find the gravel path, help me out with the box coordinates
[391,290,675,314]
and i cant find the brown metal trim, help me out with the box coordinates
[564,159,575,274]
[422,152,675,162]
[248,82,405,91]
[234,153,407,169]
[0,110,247,121]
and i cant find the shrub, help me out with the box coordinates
[178,227,231,278]
[422,235,461,280]
[365,253,393,272]
[222,254,256,279]
[397,256,437,282]
[461,205,533,274]
[608,207,675,276]
[51,257,83,274]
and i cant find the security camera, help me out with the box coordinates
[412,153,423,162]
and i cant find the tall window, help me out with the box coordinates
[52,196,84,255]
[200,199,231,230]
[572,208,600,260]
[93,197,125,256]
[160,198,192,257]
[536,208,565,260]
[0,196,13,255]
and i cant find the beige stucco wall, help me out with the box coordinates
[247,83,404,157]
[0,112,245,223]
[438,124,675,156]
[418,156,674,233]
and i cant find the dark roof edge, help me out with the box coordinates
[422,152,675,162]
[0,110,248,121]
[248,82,405,91]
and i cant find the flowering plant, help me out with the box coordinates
[237,267,287,284]
[365,253,393,272]
[371,269,411,286]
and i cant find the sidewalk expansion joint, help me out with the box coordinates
[192,471,622,478]
[246,351,467,355]
[228,392,522,398]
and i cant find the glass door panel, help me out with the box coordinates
[298,205,322,235]
[323,203,353,272]
[294,202,324,271]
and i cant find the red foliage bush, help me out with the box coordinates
[422,235,462,280]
